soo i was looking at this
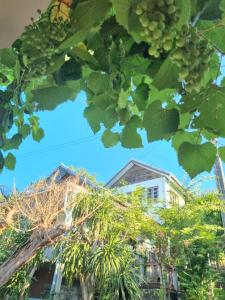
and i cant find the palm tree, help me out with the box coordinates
[61,234,143,300]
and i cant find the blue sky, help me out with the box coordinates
[0,92,218,191]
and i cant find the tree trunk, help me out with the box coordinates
[80,276,95,300]
[0,226,66,288]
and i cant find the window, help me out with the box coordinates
[147,187,158,199]
[170,192,178,205]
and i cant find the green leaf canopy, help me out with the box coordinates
[178,142,217,178]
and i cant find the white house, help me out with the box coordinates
[106,159,185,208]
[106,160,185,300]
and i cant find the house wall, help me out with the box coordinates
[165,181,185,207]
[116,177,167,200]
[116,177,168,223]
[116,176,185,208]
[115,175,183,296]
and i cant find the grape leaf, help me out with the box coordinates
[178,142,216,178]
[148,87,175,105]
[193,86,225,137]
[3,134,22,151]
[118,89,129,109]
[128,6,144,42]
[60,0,111,49]
[152,57,180,90]
[19,124,31,139]
[54,58,82,83]
[218,146,225,163]
[121,116,143,148]
[103,105,118,129]
[143,101,179,142]
[84,104,104,133]
[92,93,113,109]
[72,43,98,66]
[133,83,149,111]
[31,82,79,111]
[112,0,131,30]
[32,127,45,142]
[121,127,143,148]
[121,55,150,77]
[102,129,119,148]
[199,0,222,20]
[4,153,16,170]
[87,72,111,95]
[201,52,220,87]
[178,113,192,129]
[198,20,225,53]
[0,48,16,68]
[172,131,201,151]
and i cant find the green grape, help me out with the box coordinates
[20,12,70,78]
[153,29,162,39]
[136,7,143,15]
[163,40,173,51]
[148,21,158,31]
[148,46,160,58]
[167,5,176,14]
[171,25,213,93]
[135,0,180,57]
[172,49,183,60]
[157,0,165,8]
[179,68,189,80]
[176,37,185,47]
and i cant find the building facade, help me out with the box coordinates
[106,159,185,208]
[106,160,186,300]
[27,160,185,300]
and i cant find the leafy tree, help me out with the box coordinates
[154,193,225,299]
[59,188,151,300]
[0,176,157,297]
[0,170,225,299]
[1,0,225,177]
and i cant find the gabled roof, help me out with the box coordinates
[105,159,182,188]
[48,163,96,188]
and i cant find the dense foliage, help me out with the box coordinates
[1,0,225,177]
[0,175,224,299]
[156,193,225,299]
[0,182,154,299]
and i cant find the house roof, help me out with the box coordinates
[105,159,182,188]
[48,163,96,189]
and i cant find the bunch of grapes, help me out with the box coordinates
[20,11,70,77]
[171,25,213,93]
[135,0,180,57]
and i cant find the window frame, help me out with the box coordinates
[147,186,159,200]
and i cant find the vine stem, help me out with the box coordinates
[192,2,211,27]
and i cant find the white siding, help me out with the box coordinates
[165,181,185,207]
[116,177,185,221]
[116,177,167,200]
